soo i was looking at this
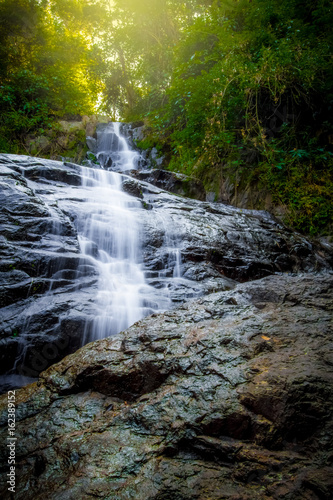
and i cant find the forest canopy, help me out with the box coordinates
[0,0,332,234]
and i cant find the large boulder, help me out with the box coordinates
[137,177,331,284]
[0,273,332,499]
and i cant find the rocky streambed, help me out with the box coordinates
[0,153,333,498]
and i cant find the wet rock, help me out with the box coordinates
[137,184,331,285]
[23,165,82,186]
[132,168,206,200]
[0,273,332,499]
[0,155,98,386]
[119,121,145,147]
[86,136,97,153]
[121,178,143,199]
[0,153,332,393]
[131,124,145,142]
[150,147,165,167]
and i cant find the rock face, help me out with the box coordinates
[0,153,332,391]
[0,155,100,387]
[0,272,332,499]
[131,168,206,200]
[138,179,330,284]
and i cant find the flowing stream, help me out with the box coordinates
[77,123,176,342]
[1,123,305,395]
[1,122,187,391]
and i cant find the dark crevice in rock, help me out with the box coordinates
[198,413,253,442]
[61,363,170,401]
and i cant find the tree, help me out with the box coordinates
[0,0,105,147]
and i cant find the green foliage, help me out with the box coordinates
[0,0,104,152]
[112,0,332,235]
[86,151,99,164]
[0,70,50,134]
[0,0,332,235]
[258,145,333,235]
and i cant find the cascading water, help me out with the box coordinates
[0,123,185,392]
[96,122,142,171]
[79,167,163,343]
[77,123,173,342]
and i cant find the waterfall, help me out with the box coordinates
[96,122,142,171]
[78,123,172,343]
[0,123,184,392]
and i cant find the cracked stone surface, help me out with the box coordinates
[1,154,332,388]
[0,272,332,499]
[0,154,332,390]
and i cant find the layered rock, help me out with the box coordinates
[0,273,332,499]
[138,179,330,283]
[0,153,331,391]
[0,156,99,387]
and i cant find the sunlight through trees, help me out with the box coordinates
[0,0,332,234]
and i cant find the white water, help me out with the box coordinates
[80,168,151,342]
[96,122,141,171]
[79,123,172,342]
[1,123,182,391]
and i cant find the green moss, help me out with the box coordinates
[135,138,155,150]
